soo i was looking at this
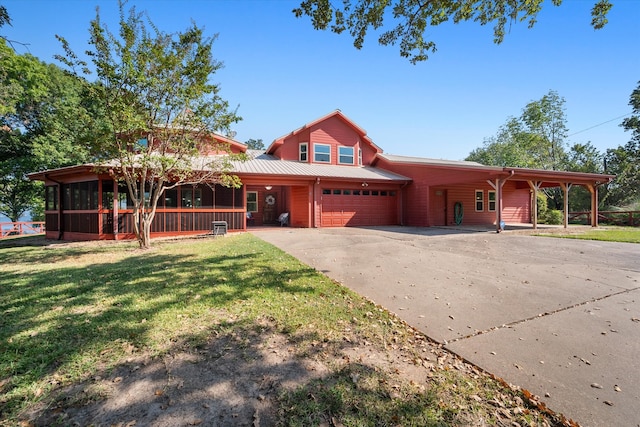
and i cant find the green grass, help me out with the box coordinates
[543,227,640,243]
[0,234,561,426]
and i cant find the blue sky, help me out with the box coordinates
[3,0,639,161]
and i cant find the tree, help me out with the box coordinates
[0,39,96,222]
[293,0,612,64]
[565,142,604,211]
[57,2,242,248]
[520,90,569,171]
[467,90,572,209]
[245,138,265,150]
[466,117,541,168]
[603,81,640,207]
[467,90,569,170]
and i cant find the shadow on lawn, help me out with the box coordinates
[0,237,320,423]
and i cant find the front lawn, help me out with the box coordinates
[1,234,566,426]
[541,227,640,243]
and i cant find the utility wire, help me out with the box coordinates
[568,113,632,137]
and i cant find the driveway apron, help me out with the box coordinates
[252,227,640,427]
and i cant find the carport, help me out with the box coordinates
[483,168,614,232]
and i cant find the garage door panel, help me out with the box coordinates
[321,189,397,227]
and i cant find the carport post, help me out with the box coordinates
[528,181,542,230]
[560,182,572,229]
[588,184,599,227]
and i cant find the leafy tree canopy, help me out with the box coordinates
[57,1,242,248]
[245,138,265,150]
[0,39,97,221]
[293,0,613,63]
[603,81,640,207]
[466,90,569,171]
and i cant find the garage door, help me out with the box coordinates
[321,188,398,227]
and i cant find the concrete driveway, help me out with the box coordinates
[252,226,640,427]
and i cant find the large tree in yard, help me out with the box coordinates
[294,0,612,63]
[603,81,640,207]
[0,39,97,222]
[58,2,242,248]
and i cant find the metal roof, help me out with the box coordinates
[377,153,496,169]
[229,152,410,181]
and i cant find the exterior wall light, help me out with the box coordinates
[265,185,273,190]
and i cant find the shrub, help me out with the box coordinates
[544,209,563,225]
[536,192,548,220]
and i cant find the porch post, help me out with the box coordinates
[589,184,599,227]
[113,180,119,238]
[528,181,542,230]
[560,182,572,229]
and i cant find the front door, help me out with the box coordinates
[431,189,447,226]
[263,193,277,224]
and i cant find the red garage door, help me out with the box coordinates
[321,188,398,227]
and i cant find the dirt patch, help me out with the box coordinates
[23,318,567,427]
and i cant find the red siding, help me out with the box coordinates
[375,157,532,227]
[273,115,379,166]
[290,185,311,227]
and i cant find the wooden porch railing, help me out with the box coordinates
[569,211,640,227]
[0,222,46,238]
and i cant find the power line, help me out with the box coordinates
[568,113,632,137]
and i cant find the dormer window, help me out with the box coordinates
[339,146,354,165]
[299,142,308,162]
[314,143,331,163]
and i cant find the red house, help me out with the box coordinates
[29,111,614,241]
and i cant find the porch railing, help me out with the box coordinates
[0,221,46,238]
[569,211,640,227]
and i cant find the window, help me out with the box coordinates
[475,190,484,212]
[299,143,308,162]
[246,191,258,212]
[358,148,362,165]
[314,144,331,163]
[322,189,331,195]
[338,146,354,164]
[46,185,58,211]
[488,190,496,212]
[332,189,341,195]
[182,188,193,207]
[164,188,178,208]
[62,181,98,210]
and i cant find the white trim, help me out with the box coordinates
[246,191,258,212]
[338,146,355,165]
[299,142,308,162]
[488,190,496,212]
[475,189,484,212]
[313,143,331,163]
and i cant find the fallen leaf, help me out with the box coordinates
[603,400,614,406]
[590,383,603,389]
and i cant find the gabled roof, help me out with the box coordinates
[266,110,383,155]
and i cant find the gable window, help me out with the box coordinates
[314,143,331,163]
[488,190,496,212]
[475,190,484,212]
[299,143,308,162]
[358,148,362,165]
[338,146,354,165]
[246,191,258,212]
